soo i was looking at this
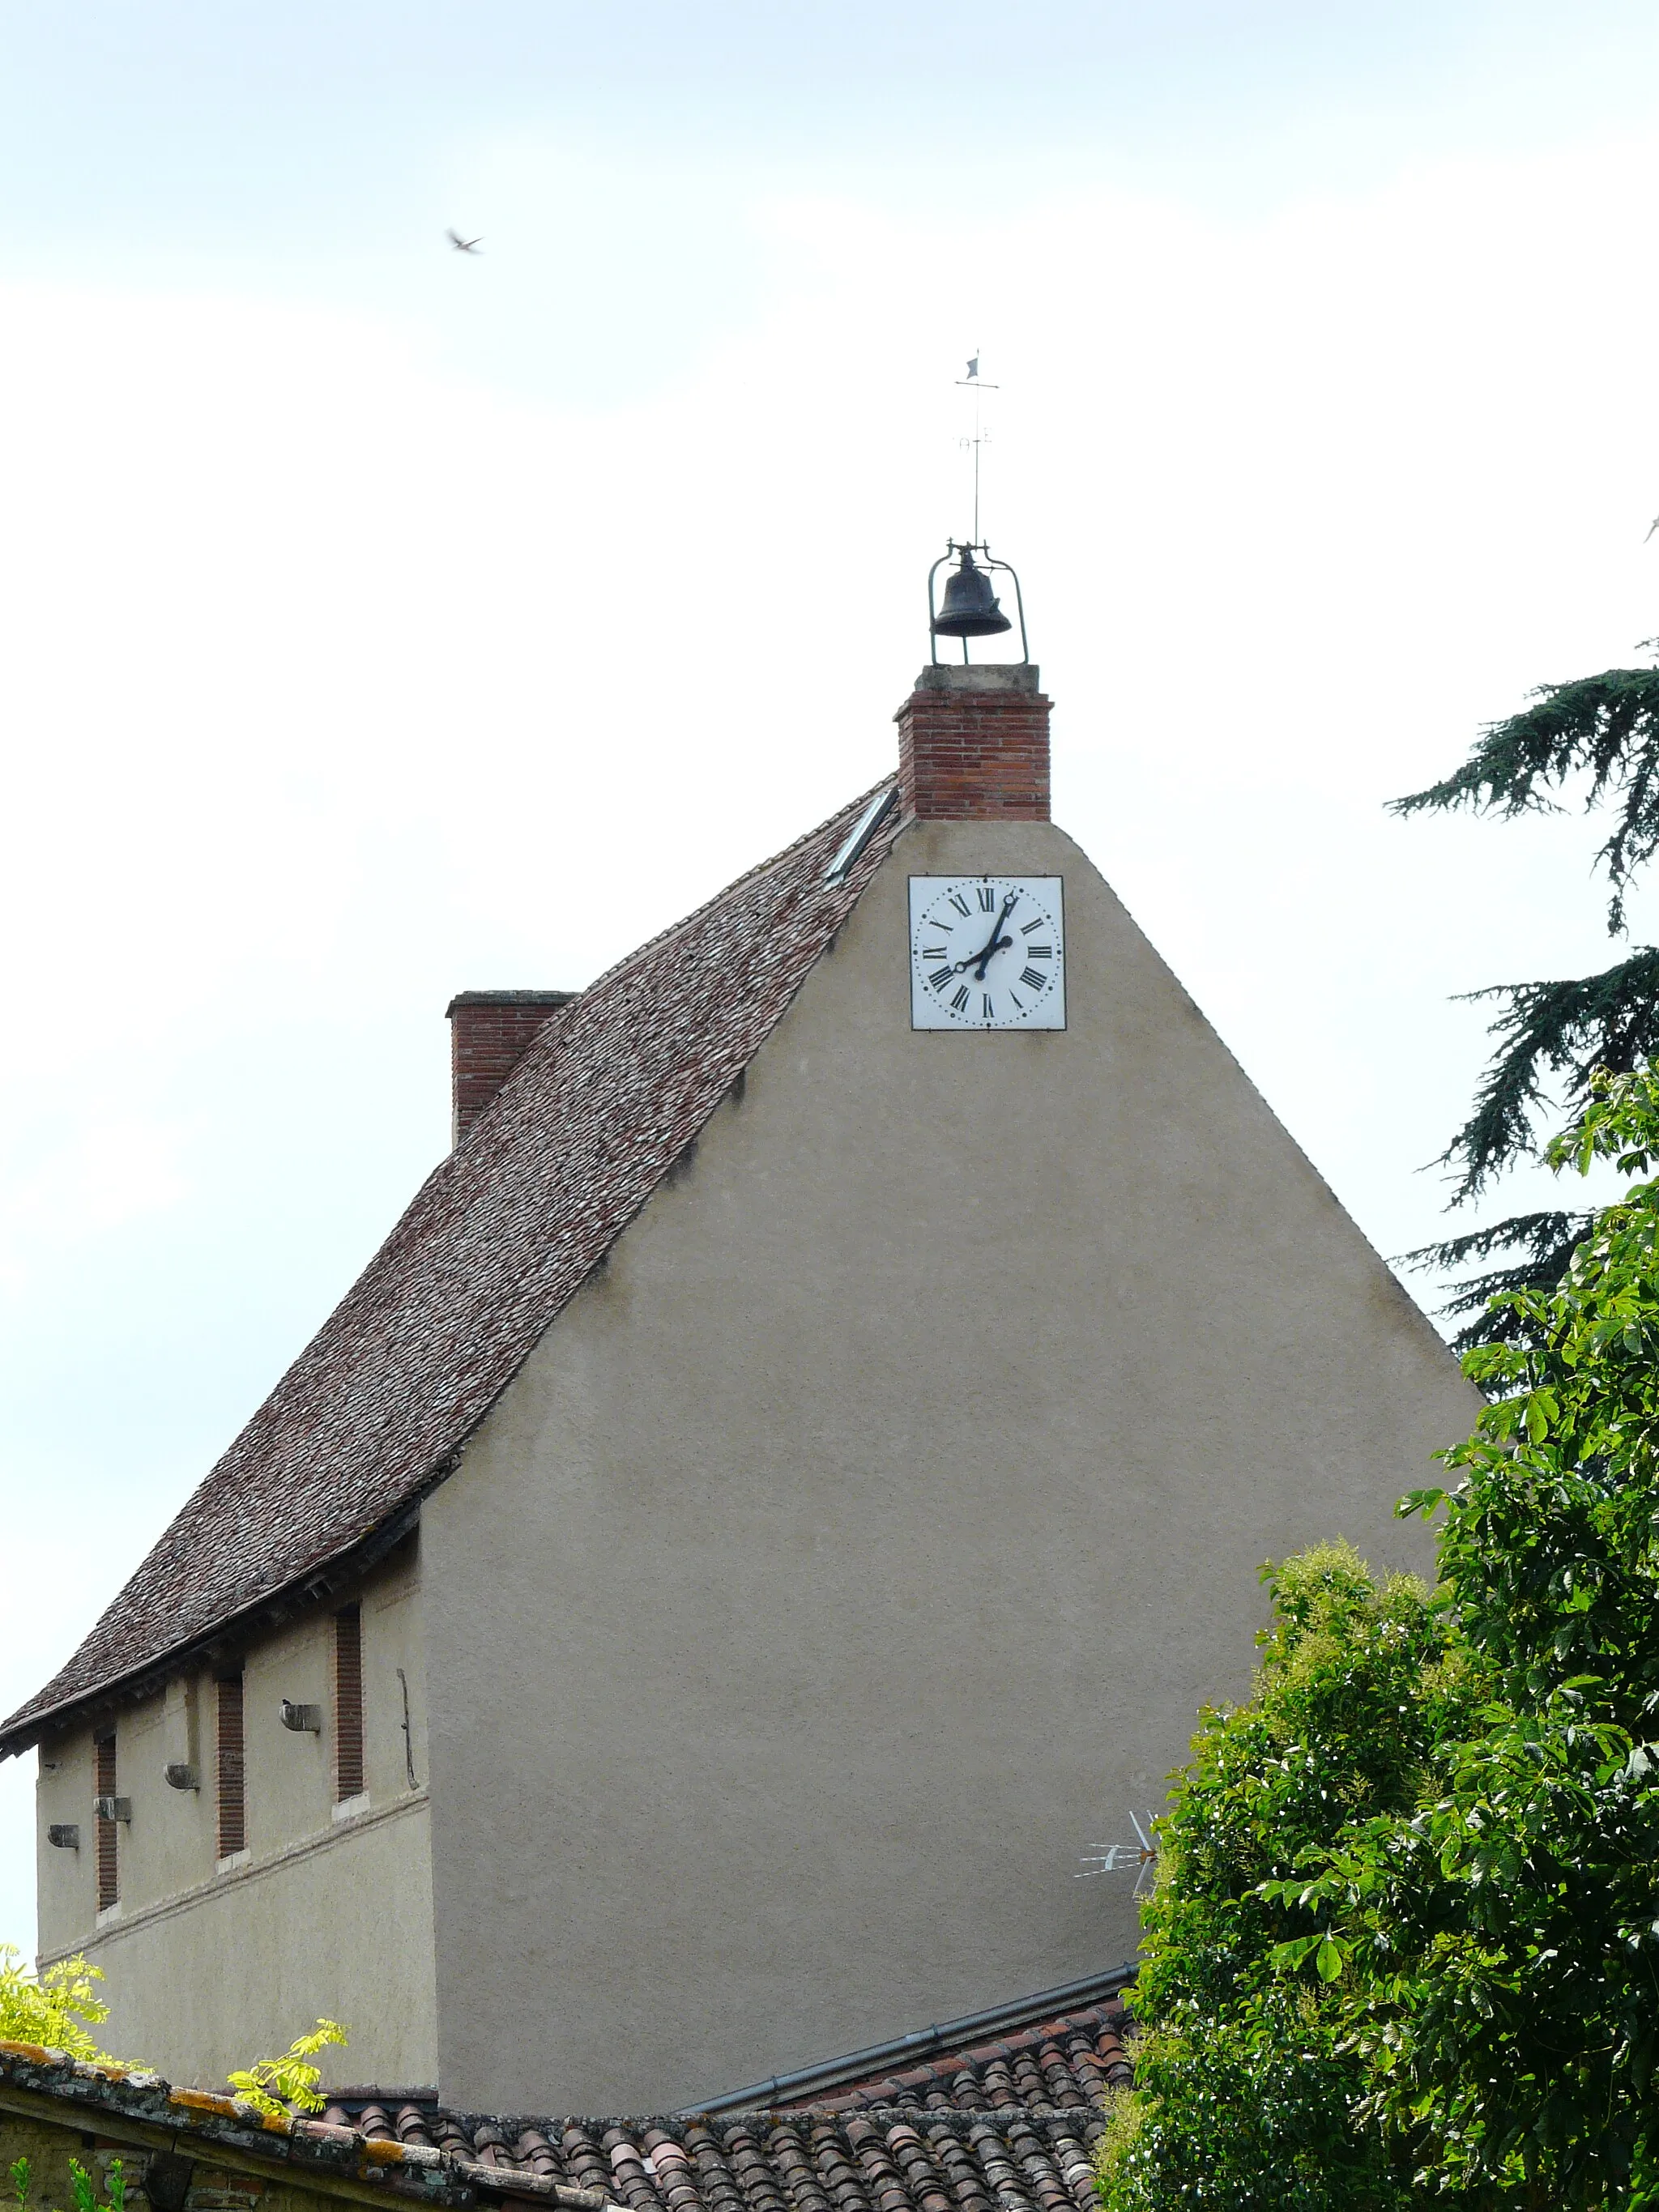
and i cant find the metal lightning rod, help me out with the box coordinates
[956,353,998,544]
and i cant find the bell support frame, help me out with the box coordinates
[926,539,1030,667]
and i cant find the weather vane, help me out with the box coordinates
[1077,1811,1158,1899]
[925,351,1029,666]
[956,352,998,543]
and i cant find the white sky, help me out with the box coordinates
[6,0,1659,1963]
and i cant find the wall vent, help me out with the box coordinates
[93,1735,117,1910]
[216,1673,245,1859]
[334,1604,364,1803]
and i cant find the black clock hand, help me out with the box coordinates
[960,893,1018,980]
[951,935,1004,974]
[970,932,1012,980]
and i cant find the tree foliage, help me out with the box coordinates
[1096,1547,1477,2210]
[224,2021,348,2118]
[1392,663,1659,936]
[1392,657,1659,1335]
[0,1949,118,2065]
[0,1950,343,2124]
[1101,1067,1659,2208]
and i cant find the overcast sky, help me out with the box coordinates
[6,1,1659,1963]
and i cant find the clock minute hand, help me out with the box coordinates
[966,894,1018,980]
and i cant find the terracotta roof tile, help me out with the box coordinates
[1,782,902,1750]
[0,2045,571,2209]
[774,2005,1131,2115]
[296,2001,1129,2212]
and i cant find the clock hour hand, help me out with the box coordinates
[961,893,1017,980]
[951,934,1007,976]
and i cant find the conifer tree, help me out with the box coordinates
[1392,655,1659,1342]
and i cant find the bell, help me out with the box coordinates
[932,548,1013,638]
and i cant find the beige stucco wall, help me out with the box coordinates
[34,1541,436,2091]
[421,814,1482,2112]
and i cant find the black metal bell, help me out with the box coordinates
[931,548,1013,638]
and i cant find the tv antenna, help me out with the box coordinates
[1077,1811,1157,1899]
[957,353,998,543]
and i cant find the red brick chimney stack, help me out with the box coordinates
[446,990,575,1146]
[895,663,1051,821]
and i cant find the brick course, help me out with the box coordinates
[896,665,1050,822]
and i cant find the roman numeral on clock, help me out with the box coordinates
[929,966,954,991]
[949,893,971,917]
[1021,966,1047,991]
[949,984,970,1012]
[977,886,996,911]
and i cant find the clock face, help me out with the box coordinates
[909,876,1066,1031]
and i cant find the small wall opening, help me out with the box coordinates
[215,1673,245,1860]
[334,1604,364,1803]
[93,1733,117,1911]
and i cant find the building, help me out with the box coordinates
[0,650,1478,2110]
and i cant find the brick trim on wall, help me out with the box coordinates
[215,1673,245,1860]
[93,1733,117,1911]
[896,663,1051,822]
[334,1603,364,1802]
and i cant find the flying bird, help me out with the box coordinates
[965,356,979,378]
[1647,513,1659,543]
[446,229,483,254]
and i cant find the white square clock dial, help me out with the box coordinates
[909,876,1066,1031]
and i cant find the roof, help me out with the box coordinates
[2,782,903,1753]
[0,2040,605,2212]
[0,1988,1131,2212]
[321,2105,1110,2212]
[766,2002,1132,2114]
[312,1993,1130,2212]
[681,1969,1134,2114]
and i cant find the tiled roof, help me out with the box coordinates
[0,2040,598,2210]
[770,2004,1132,2114]
[305,1997,1131,2212]
[0,784,902,1752]
[0,1989,1128,2212]
[680,1974,1133,2116]
[318,2103,1110,2212]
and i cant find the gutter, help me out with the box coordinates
[678,1962,1136,2115]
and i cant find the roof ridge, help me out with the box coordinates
[582,775,899,999]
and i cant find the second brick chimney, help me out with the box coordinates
[896,663,1051,821]
[446,990,575,1146]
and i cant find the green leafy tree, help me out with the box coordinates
[225,2020,348,2118]
[0,1946,344,2125]
[0,1949,118,2065]
[1097,1546,1481,2210]
[1392,658,1659,1344]
[1101,1065,1659,2209]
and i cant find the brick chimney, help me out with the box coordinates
[446,990,575,1145]
[896,663,1051,821]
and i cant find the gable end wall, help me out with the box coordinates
[420,816,1477,2111]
